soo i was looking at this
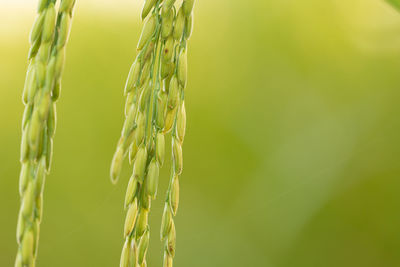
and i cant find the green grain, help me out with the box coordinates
[110,1,195,265]
[16,1,76,266]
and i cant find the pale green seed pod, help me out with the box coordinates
[161,8,174,39]
[36,129,45,159]
[163,253,173,267]
[183,0,195,16]
[129,238,138,266]
[141,189,151,210]
[16,210,25,243]
[173,138,183,175]
[170,176,179,215]
[110,145,124,184]
[137,14,157,51]
[173,7,185,41]
[54,48,66,79]
[36,193,44,222]
[24,65,37,104]
[37,0,49,12]
[22,104,33,129]
[166,220,176,256]
[139,83,151,112]
[28,37,42,60]
[120,239,130,267]
[176,102,186,143]
[133,146,147,183]
[139,61,151,88]
[20,130,30,163]
[161,61,173,80]
[15,254,23,267]
[124,199,138,237]
[60,0,75,13]
[19,163,30,196]
[146,160,159,198]
[164,74,172,93]
[124,61,140,95]
[21,229,34,264]
[38,93,51,119]
[35,157,46,197]
[164,0,176,10]
[156,133,165,166]
[137,230,150,264]
[160,205,172,240]
[124,93,134,117]
[163,36,175,62]
[35,61,46,87]
[142,0,157,20]
[135,112,146,145]
[28,110,41,151]
[177,49,187,88]
[52,81,61,101]
[167,76,179,110]
[156,91,168,129]
[30,13,45,44]
[163,107,177,134]
[37,43,51,64]
[143,41,155,62]
[22,181,34,217]
[135,209,148,237]
[42,4,56,43]
[57,13,71,49]
[129,140,138,164]
[125,176,138,208]
[122,105,137,138]
[185,13,193,40]
[45,56,56,89]
[47,103,56,138]
[45,138,53,172]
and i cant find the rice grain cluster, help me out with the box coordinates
[16,0,76,266]
[110,0,195,266]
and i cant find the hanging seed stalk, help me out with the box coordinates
[110,0,195,266]
[15,0,76,266]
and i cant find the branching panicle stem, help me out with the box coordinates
[110,0,195,266]
[16,1,76,266]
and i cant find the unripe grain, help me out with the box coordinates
[142,0,157,20]
[133,146,148,183]
[173,8,185,41]
[183,0,195,16]
[146,160,159,198]
[177,49,187,88]
[124,199,138,237]
[138,14,157,51]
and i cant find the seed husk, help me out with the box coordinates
[42,4,56,42]
[137,230,150,264]
[170,176,180,215]
[110,145,124,184]
[142,0,157,20]
[177,49,187,88]
[173,138,183,175]
[124,199,138,237]
[173,7,185,41]
[182,0,195,16]
[160,205,172,240]
[133,146,148,183]
[146,159,159,198]
[138,14,157,51]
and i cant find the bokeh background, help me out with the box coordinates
[1,0,400,266]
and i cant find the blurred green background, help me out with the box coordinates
[1,0,400,266]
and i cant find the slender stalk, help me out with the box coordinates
[16,1,76,266]
[110,1,195,266]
